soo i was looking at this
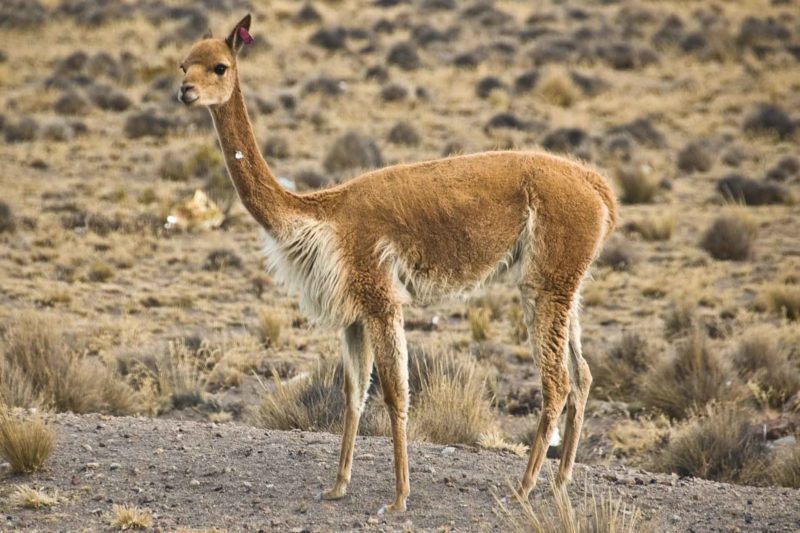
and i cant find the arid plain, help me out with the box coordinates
[1,0,799,530]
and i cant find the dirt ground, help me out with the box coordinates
[2,413,799,532]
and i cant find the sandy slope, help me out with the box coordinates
[2,414,799,532]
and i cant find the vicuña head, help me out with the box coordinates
[178,14,251,107]
[179,14,618,516]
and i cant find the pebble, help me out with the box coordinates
[189,479,200,486]
[81,444,93,452]
[441,446,456,455]
[670,514,681,523]
[85,462,99,470]
[109,463,120,471]
[243,481,253,489]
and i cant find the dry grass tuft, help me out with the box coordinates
[496,478,648,533]
[0,313,137,414]
[733,329,800,408]
[255,348,497,445]
[640,331,737,419]
[663,298,695,339]
[156,341,207,411]
[761,284,800,321]
[257,308,284,347]
[629,215,674,241]
[615,165,659,204]
[410,352,496,444]
[650,403,766,484]
[536,69,580,108]
[9,485,60,508]
[0,409,56,474]
[478,430,528,456]
[589,333,655,401]
[769,444,800,489]
[110,504,153,530]
[700,212,757,261]
[469,306,492,342]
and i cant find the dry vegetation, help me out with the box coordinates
[496,478,648,533]
[1,0,799,520]
[0,409,56,475]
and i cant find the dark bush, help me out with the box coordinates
[452,50,484,68]
[380,83,408,102]
[743,104,796,140]
[87,84,132,112]
[303,76,345,97]
[541,128,591,159]
[0,202,16,233]
[4,118,38,143]
[766,155,800,181]
[597,237,637,271]
[387,122,421,146]
[411,24,449,46]
[716,174,791,205]
[294,170,331,191]
[366,65,389,82]
[204,249,243,271]
[677,140,715,173]
[607,118,666,148]
[700,213,756,261]
[309,26,347,50]
[294,2,322,25]
[41,120,73,142]
[484,113,542,132]
[513,70,539,93]
[54,91,90,116]
[651,404,767,483]
[475,76,506,99]
[323,132,384,173]
[590,333,654,400]
[262,136,290,159]
[569,71,608,96]
[124,110,175,138]
[387,41,421,70]
[641,332,737,419]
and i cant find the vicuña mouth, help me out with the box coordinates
[179,93,199,105]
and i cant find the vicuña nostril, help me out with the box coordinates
[181,84,194,94]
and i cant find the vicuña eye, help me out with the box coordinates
[214,64,227,75]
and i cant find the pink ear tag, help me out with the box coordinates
[238,27,254,45]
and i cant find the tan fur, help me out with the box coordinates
[181,15,618,513]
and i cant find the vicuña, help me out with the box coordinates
[180,14,617,513]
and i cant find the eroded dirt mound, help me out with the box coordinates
[2,414,799,531]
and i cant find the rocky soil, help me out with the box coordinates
[2,414,799,532]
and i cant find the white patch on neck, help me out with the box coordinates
[261,219,356,328]
[234,150,244,160]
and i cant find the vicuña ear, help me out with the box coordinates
[226,14,253,54]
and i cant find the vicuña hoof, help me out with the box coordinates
[377,501,407,515]
[319,487,347,501]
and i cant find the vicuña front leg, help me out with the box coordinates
[322,322,373,501]
[369,312,410,513]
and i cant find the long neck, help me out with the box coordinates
[209,81,296,233]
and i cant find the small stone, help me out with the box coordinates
[109,463,121,471]
[85,462,100,470]
[670,514,680,523]
[190,479,200,486]
[441,446,456,455]
[82,444,93,452]
[243,481,253,489]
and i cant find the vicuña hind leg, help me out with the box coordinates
[321,322,374,500]
[557,304,592,486]
[518,284,573,499]
[368,311,410,513]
